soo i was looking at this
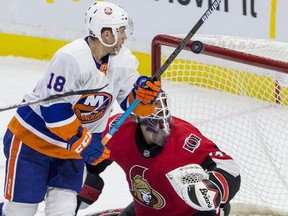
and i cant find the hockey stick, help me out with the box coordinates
[84,208,124,216]
[101,0,222,144]
[0,84,108,112]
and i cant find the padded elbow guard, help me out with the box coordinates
[77,172,104,205]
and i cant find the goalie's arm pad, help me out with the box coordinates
[75,161,113,214]
[201,153,241,203]
[212,168,241,204]
[77,172,104,211]
[166,164,229,211]
[86,159,113,175]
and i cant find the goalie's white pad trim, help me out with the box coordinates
[166,164,208,184]
[185,179,222,210]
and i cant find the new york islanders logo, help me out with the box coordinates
[129,165,165,209]
[73,92,112,123]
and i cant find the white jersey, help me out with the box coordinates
[8,38,139,159]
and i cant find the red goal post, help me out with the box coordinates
[151,34,288,215]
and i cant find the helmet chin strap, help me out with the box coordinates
[113,46,120,55]
[98,34,120,55]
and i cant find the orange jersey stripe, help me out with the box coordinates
[5,136,21,201]
[8,116,82,159]
[48,118,82,141]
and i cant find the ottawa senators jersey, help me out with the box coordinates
[7,38,139,159]
[104,114,241,215]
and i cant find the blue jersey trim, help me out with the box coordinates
[16,105,66,142]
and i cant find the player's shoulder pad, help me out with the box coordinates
[109,46,139,69]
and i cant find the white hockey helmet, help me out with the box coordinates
[136,92,173,147]
[85,1,133,40]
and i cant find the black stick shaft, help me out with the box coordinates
[0,84,108,112]
[154,0,222,78]
[101,0,222,144]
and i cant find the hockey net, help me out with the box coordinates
[151,34,288,216]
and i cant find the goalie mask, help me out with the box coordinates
[136,92,173,147]
[85,1,133,47]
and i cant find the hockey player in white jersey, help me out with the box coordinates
[1,1,160,216]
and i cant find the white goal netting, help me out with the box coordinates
[151,34,288,216]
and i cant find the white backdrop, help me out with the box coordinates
[0,0,288,52]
